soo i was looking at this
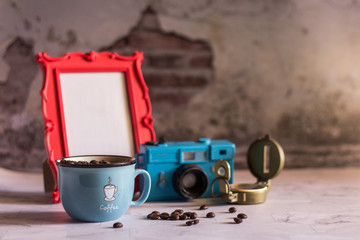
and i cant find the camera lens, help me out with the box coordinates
[182,172,197,188]
[173,164,208,199]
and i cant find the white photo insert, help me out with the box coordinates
[59,72,134,157]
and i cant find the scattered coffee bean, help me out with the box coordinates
[147,213,159,220]
[113,222,123,228]
[171,211,180,216]
[229,207,237,213]
[159,212,170,220]
[169,214,180,220]
[152,211,160,215]
[174,209,184,214]
[234,217,243,224]
[90,160,99,164]
[184,212,192,217]
[151,214,159,220]
[179,214,188,220]
[145,208,248,226]
[206,212,215,218]
[237,213,247,219]
[199,204,208,210]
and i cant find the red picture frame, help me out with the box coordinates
[36,51,156,203]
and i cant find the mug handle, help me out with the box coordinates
[130,169,151,207]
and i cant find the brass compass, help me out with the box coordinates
[211,134,285,204]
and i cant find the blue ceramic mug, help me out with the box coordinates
[56,155,151,222]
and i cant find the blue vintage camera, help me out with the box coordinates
[136,138,235,201]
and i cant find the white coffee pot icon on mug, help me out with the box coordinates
[103,177,118,201]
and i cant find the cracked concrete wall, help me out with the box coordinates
[1,0,360,171]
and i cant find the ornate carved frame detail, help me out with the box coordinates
[36,51,155,203]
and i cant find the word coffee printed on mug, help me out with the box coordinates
[100,203,119,213]
[99,177,119,213]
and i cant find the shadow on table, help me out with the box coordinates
[0,191,52,204]
[0,211,76,225]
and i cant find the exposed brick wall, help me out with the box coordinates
[0,7,214,172]
[102,7,214,114]
[2,1,360,171]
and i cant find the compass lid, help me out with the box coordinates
[247,134,285,182]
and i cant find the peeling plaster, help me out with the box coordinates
[2,0,360,170]
[0,60,10,84]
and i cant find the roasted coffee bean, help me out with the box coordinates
[237,213,247,219]
[171,211,180,216]
[184,212,192,217]
[169,214,180,220]
[78,161,88,165]
[113,222,123,228]
[229,207,237,213]
[206,212,215,218]
[100,160,111,164]
[199,204,208,210]
[174,209,184,214]
[190,212,197,219]
[193,219,200,225]
[186,221,193,226]
[147,213,159,220]
[90,160,99,164]
[152,211,160,215]
[150,214,159,220]
[234,217,243,224]
[159,212,170,220]
[179,214,188,220]
[147,213,154,219]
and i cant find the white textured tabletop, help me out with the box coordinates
[0,167,359,240]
